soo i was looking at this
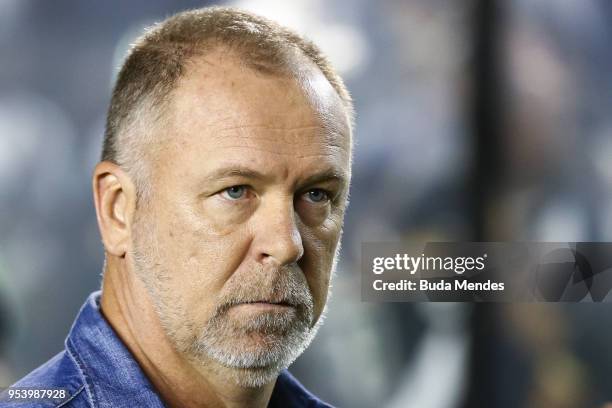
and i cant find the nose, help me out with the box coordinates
[254,197,304,266]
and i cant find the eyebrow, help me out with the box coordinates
[202,165,348,188]
[203,167,269,183]
[300,168,348,188]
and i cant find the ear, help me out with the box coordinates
[92,161,137,257]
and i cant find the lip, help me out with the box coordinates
[231,301,294,311]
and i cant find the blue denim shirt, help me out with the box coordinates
[4,291,333,407]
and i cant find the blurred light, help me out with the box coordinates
[533,201,588,241]
[2,226,62,295]
[386,303,469,408]
[590,127,612,184]
[0,93,77,293]
[0,93,76,210]
[0,0,27,40]
[232,0,370,77]
[84,116,106,173]
[601,202,612,241]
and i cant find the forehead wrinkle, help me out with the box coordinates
[179,124,348,158]
[212,125,322,140]
[213,124,323,131]
[167,51,350,158]
[202,145,348,158]
[209,130,340,148]
[169,101,340,149]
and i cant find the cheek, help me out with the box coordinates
[200,197,253,236]
[154,214,253,317]
[299,218,342,317]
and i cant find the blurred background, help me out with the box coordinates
[1,0,612,407]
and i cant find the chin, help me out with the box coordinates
[227,364,286,388]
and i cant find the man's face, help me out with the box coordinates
[130,51,351,387]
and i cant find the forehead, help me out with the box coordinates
[156,49,351,176]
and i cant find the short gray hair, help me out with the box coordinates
[101,7,353,201]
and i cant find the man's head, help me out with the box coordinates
[94,7,353,388]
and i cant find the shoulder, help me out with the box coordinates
[5,350,90,407]
[269,370,335,408]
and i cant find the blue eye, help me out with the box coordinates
[223,185,247,200]
[305,189,329,203]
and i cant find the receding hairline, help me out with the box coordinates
[174,43,351,123]
[130,13,354,125]
[101,7,354,200]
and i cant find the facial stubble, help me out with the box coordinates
[130,213,332,388]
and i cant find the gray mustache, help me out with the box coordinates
[214,267,314,316]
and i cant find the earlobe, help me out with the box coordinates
[92,161,137,257]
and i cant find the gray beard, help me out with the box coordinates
[130,224,330,388]
[188,299,324,387]
[180,264,321,388]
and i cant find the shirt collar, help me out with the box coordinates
[65,291,320,407]
[66,291,166,408]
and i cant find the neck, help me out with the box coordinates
[99,256,277,408]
